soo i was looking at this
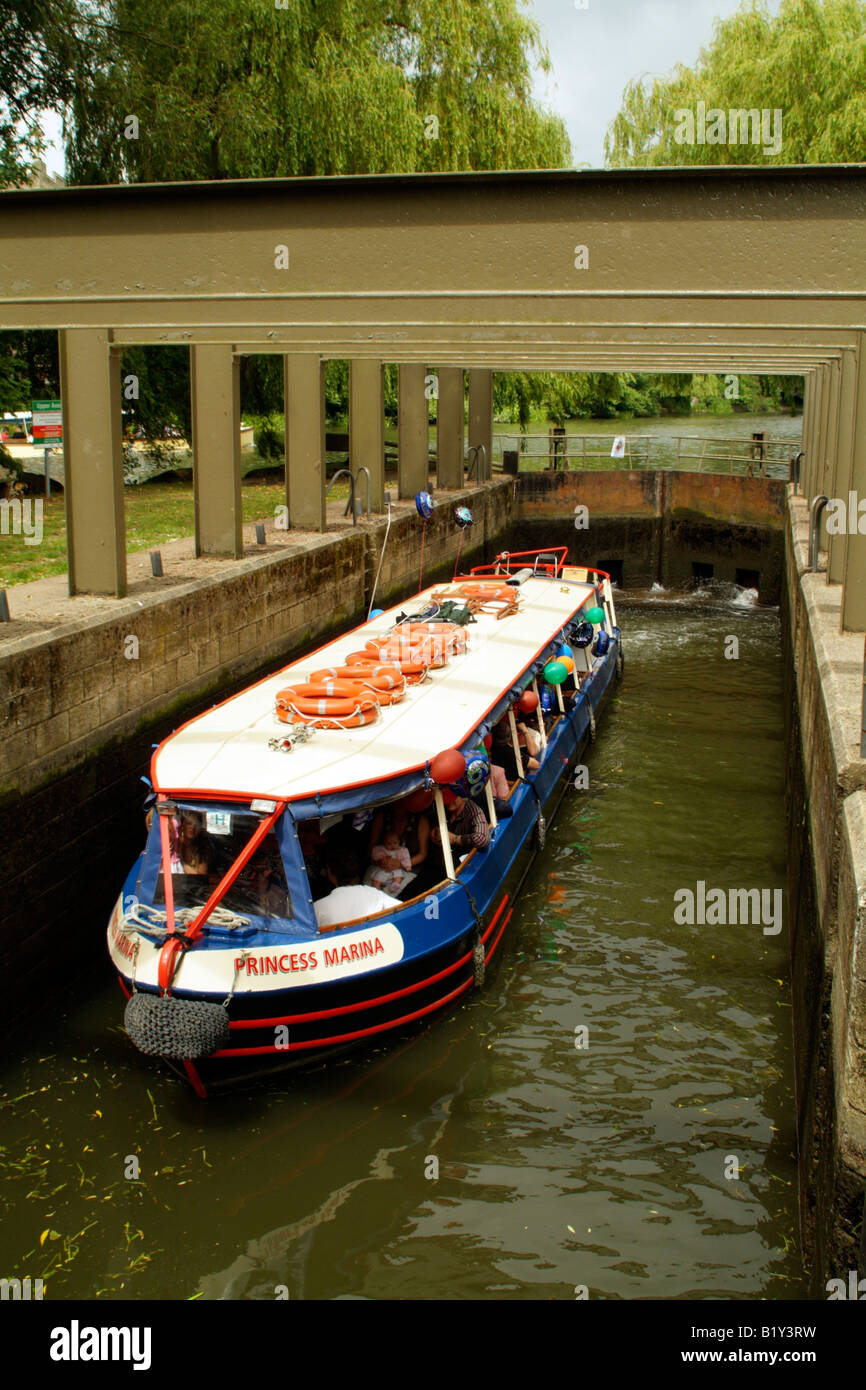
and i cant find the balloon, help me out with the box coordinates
[440,787,458,806]
[415,491,434,520]
[402,788,434,813]
[457,751,490,797]
[593,631,611,657]
[483,733,493,752]
[560,656,574,674]
[557,643,572,659]
[543,660,568,686]
[430,748,466,785]
[574,620,594,648]
[369,608,384,619]
[585,605,605,626]
[454,506,473,528]
[517,689,539,714]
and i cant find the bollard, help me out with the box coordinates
[150,550,164,577]
[255,522,266,544]
[0,589,10,622]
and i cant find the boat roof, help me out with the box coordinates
[152,575,596,807]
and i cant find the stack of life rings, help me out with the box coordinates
[437,580,519,618]
[274,622,468,729]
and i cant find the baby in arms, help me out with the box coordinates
[365,829,413,895]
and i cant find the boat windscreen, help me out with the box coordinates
[138,806,293,925]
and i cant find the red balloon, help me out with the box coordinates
[483,733,493,751]
[430,748,466,785]
[402,788,434,813]
[518,690,539,714]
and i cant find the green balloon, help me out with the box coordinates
[585,606,605,625]
[544,660,568,686]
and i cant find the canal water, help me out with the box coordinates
[0,591,805,1300]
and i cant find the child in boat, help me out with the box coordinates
[365,829,413,895]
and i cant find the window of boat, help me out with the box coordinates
[139,804,293,923]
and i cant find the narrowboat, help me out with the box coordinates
[107,548,622,1094]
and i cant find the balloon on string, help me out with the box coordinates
[455,750,490,798]
[415,491,435,521]
[517,689,539,714]
[402,787,435,813]
[369,608,383,619]
[454,506,473,529]
[543,660,568,685]
[585,605,605,626]
[430,747,466,785]
[557,643,573,659]
[560,655,575,674]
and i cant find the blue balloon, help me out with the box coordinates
[557,643,573,659]
[454,506,473,528]
[454,749,490,798]
[415,491,434,520]
[369,608,383,619]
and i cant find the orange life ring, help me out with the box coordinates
[392,622,467,653]
[275,682,380,728]
[309,665,406,704]
[451,582,515,602]
[349,644,429,681]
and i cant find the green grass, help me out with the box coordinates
[0,474,353,588]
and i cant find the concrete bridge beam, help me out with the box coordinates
[58,327,126,597]
[397,364,429,499]
[468,370,493,482]
[191,344,242,558]
[349,359,385,513]
[436,368,465,490]
[284,354,326,531]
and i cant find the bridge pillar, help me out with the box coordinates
[436,368,465,489]
[818,360,841,556]
[841,337,866,633]
[59,327,125,597]
[398,364,429,499]
[349,359,385,513]
[829,351,857,584]
[468,370,493,480]
[191,345,242,557]
[284,354,326,530]
[801,373,815,496]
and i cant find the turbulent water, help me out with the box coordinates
[0,592,805,1300]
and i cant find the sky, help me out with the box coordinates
[40,0,785,176]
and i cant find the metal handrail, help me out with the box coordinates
[791,451,805,492]
[466,443,487,482]
[808,495,829,572]
[326,467,363,526]
[354,466,371,519]
[494,431,800,479]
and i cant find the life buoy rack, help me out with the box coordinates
[275,680,380,729]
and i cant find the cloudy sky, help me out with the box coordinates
[42,0,784,175]
[530,0,784,167]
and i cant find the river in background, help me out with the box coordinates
[0,590,804,1300]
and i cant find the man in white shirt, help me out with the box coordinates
[314,845,401,928]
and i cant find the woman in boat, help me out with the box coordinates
[368,800,432,886]
[169,811,215,876]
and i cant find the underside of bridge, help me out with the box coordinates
[1,165,864,628]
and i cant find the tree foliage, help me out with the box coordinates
[605,0,866,167]
[64,0,570,183]
[0,0,90,186]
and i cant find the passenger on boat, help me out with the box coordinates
[365,830,413,896]
[368,801,432,875]
[432,792,490,855]
[314,844,402,928]
[169,811,216,875]
[491,718,540,778]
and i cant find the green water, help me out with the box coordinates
[0,593,805,1300]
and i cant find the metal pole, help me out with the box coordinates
[44,445,50,498]
[433,787,456,879]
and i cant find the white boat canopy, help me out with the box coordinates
[152,576,596,805]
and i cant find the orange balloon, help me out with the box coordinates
[561,655,575,674]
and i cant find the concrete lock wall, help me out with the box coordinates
[0,481,514,1019]
[517,470,786,599]
[783,493,866,1288]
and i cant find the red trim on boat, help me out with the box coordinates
[227,893,510,1030]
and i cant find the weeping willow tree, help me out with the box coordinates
[604,0,866,168]
[64,0,570,183]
